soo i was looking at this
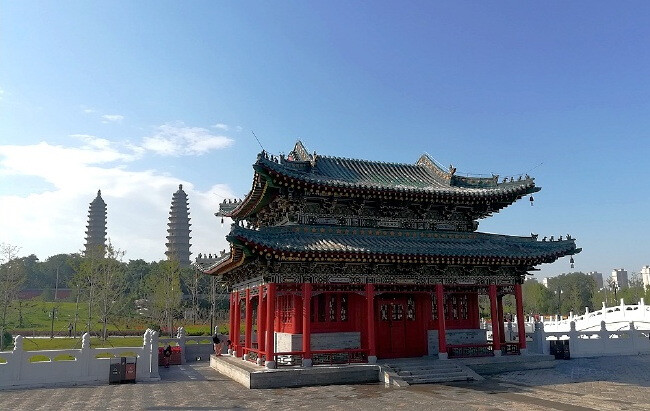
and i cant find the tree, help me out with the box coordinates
[0,243,25,349]
[522,280,553,315]
[125,259,152,299]
[618,272,645,305]
[547,272,597,316]
[181,266,208,325]
[145,260,182,337]
[94,242,127,340]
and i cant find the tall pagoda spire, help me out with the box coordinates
[84,189,107,257]
[165,184,192,267]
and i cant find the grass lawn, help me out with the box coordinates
[20,336,145,351]
[6,300,150,333]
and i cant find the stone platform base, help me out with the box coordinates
[210,355,380,389]
[210,353,555,389]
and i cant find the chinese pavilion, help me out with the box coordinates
[197,141,580,368]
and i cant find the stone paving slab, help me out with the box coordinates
[2,355,650,410]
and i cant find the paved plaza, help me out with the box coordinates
[2,355,649,410]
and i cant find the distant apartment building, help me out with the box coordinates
[588,271,604,289]
[611,268,629,289]
[542,277,549,288]
[642,265,650,290]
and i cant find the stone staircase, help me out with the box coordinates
[380,358,483,386]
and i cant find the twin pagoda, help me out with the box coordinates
[197,141,580,367]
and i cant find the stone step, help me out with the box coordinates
[397,368,463,377]
[407,374,475,384]
[391,364,463,372]
[401,370,466,379]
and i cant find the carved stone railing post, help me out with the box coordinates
[533,322,547,355]
[599,321,608,352]
[177,327,186,364]
[81,332,91,379]
[629,322,637,354]
[140,330,152,380]
[12,335,23,382]
[150,330,160,379]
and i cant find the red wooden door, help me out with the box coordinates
[376,294,426,359]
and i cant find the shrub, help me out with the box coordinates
[1,330,12,350]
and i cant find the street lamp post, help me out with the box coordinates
[556,289,563,319]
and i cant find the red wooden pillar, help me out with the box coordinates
[436,283,448,359]
[489,284,502,354]
[365,283,377,362]
[515,283,527,351]
[228,292,235,353]
[302,283,312,366]
[244,288,252,357]
[498,295,506,344]
[257,284,265,360]
[265,282,277,368]
[234,290,241,356]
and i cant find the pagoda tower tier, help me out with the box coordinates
[165,184,192,267]
[196,141,580,366]
[84,190,107,256]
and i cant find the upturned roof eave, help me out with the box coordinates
[257,154,539,202]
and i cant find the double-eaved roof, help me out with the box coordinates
[221,141,540,220]
[197,224,579,275]
[197,141,580,279]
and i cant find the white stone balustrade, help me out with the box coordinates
[0,329,161,389]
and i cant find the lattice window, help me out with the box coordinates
[407,297,415,321]
[452,295,458,320]
[314,292,350,323]
[279,295,294,324]
[432,294,438,320]
[460,295,468,320]
[340,295,348,322]
[391,303,403,320]
[329,295,336,322]
[380,304,389,321]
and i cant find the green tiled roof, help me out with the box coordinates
[256,142,538,197]
[228,225,579,262]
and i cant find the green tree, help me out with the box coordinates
[547,272,597,316]
[145,260,182,337]
[94,242,128,340]
[522,279,553,315]
[618,272,645,305]
[0,243,25,349]
[125,259,152,299]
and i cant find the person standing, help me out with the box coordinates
[212,334,222,356]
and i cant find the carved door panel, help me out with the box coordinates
[376,298,407,359]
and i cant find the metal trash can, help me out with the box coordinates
[123,357,137,383]
[549,340,570,360]
[109,357,124,384]
[561,340,570,360]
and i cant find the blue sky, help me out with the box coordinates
[1,2,649,280]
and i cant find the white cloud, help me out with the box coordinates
[142,122,234,156]
[0,138,234,261]
[212,123,229,131]
[0,88,4,100]
[101,114,124,123]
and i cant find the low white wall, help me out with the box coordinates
[527,320,650,358]
[0,330,160,389]
[275,332,361,352]
[427,329,488,354]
